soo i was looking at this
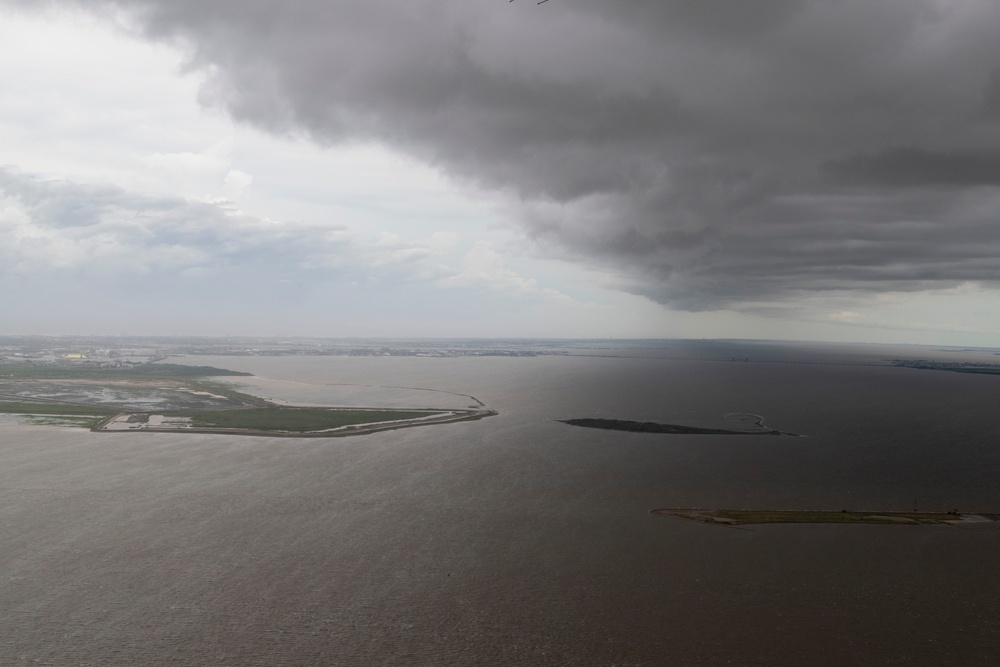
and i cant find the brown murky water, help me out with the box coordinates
[2,342,999,665]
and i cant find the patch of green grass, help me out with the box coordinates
[0,401,117,417]
[187,407,442,432]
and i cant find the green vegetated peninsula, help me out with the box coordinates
[559,417,795,436]
[0,362,494,436]
[652,508,999,526]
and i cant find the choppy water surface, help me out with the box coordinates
[2,340,999,665]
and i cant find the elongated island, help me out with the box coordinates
[559,416,799,436]
[652,508,1000,526]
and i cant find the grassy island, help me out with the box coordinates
[559,418,791,436]
[651,508,994,526]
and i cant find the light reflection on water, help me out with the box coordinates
[2,342,1000,665]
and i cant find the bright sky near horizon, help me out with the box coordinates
[2,1,1000,345]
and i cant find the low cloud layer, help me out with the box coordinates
[0,167,553,299]
[0,167,352,278]
[7,0,1000,314]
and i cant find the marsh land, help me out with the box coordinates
[0,361,493,436]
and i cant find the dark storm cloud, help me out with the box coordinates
[825,148,1000,187]
[10,0,1000,310]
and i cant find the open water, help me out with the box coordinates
[2,340,999,665]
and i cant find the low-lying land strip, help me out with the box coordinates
[652,508,998,526]
[0,362,495,436]
[559,417,796,436]
[891,359,1000,376]
[0,362,252,381]
[97,406,493,437]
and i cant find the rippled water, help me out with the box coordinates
[2,341,999,665]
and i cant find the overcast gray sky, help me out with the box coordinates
[2,0,1000,344]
